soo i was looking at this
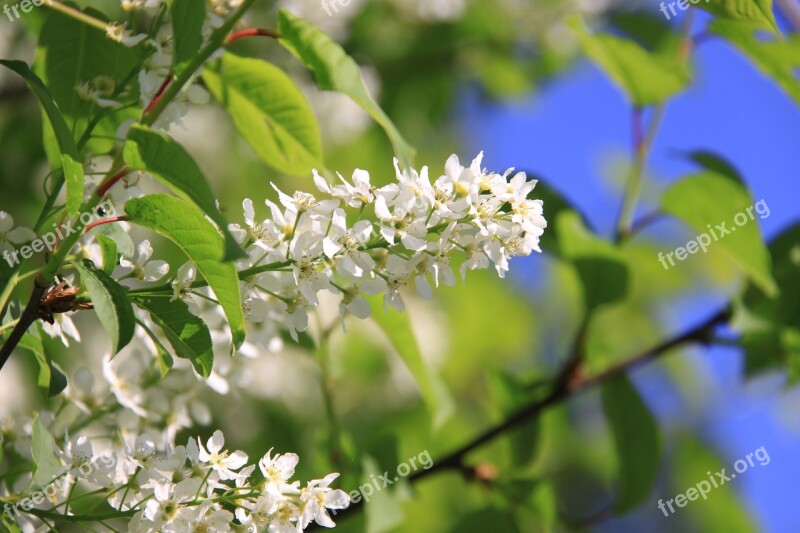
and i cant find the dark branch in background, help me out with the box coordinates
[0,280,48,370]
[323,307,731,526]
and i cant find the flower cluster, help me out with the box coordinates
[2,426,348,533]
[217,153,546,339]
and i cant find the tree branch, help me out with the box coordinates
[0,277,49,371]
[326,306,731,525]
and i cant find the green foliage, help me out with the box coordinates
[124,194,246,348]
[169,0,207,75]
[0,60,84,216]
[699,0,778,30]
[734,223,800,377]
[711,19,800,106]
[601,376,661,513]
[202,53,324,176]
[570,17,691,106]
[2,331,66,397]
[367,296,454,429]
[277,9,415,169]
[74,260,136,355]
[122,124,245,260]
[671,437,758,531]
[27,415,62,494]
[135,296,215,377]
[661,171,777,296]
[94,233,119,275]
[557,211,629,313]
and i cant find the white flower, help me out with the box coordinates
[299,473,350,529]
[197,430,248,480]
[120,240,169,282]
[171,262,199,312]
[41,313,82,347]
[259,449,300,496]
[0,211,35,254]
[106,22,148,47]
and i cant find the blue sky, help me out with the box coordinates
[460,11,800,532]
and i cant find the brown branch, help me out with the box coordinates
[324,307,731,526]
[0,278,49,371]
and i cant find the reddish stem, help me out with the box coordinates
[96,167,130,197]
[225,28,280,45]
[143,74,174,117]
[83,216,129,233]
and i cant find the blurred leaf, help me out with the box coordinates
[203,53,324,176]
[601,375,661,513]
[34,7,139,154]
[449,509,520,533]
[526,178,583,256]
[4,331,66,397]
[570,17,691,106]
[711,19,800,105]
[93,222,135,259]
[125,194,246,348]
[277,9,415,169]
[169,0,206,75]
[670,436,758,531]
[362,455,404,533]
[661,171,776,296]
[94,233,118,275]
[609,10,682,54]
[700,0,777,31]
[733,223,800,376]
[488,371,540,468]
[74,260,135,355]
[27,415,63,494]
[367,296,454,429]
[136,296,214,377]
[122,124,245,260]
[557,211,629,312]
[684,150,744,184]
[0,60,84,216]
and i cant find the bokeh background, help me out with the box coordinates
[1,0,799,531]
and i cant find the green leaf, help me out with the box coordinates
[488,371,540,467]
[135,296,214,377]
[367,295,454,429]
[557,211,629,312]
[671,436,758,531]
[661,171,776,296]
[34,7,139,154]
[710,19,800,106]
[570,17,691,106]
[203,53,324,176]
[4,331,66,397]
[277,9,415,169]
[125,194,246,348]
[94,233,119,275]
[28,415,63,493]
[122,124,245,260]
[699,0,777,31]
[169,0,206,75]
[733,223,800,376]
[685,150,744,184]
[601,375,661,514]
[93,221,135,258]
[0,60,84,216]
[74,260,135,355]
